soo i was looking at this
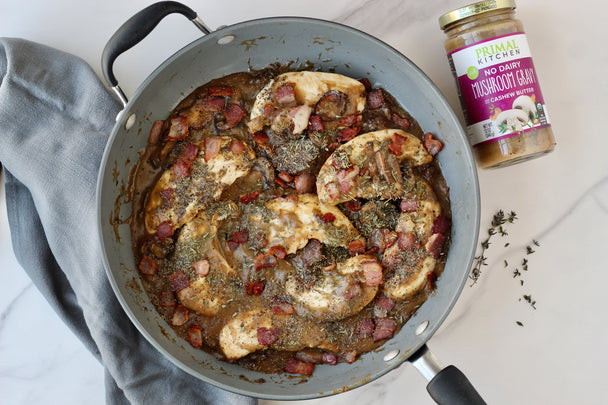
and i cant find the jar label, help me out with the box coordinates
[448,33,551,147]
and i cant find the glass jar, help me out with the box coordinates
[439,0,556,169]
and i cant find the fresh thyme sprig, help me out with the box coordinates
[469,210,518,285]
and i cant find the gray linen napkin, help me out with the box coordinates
[0,37,256,405]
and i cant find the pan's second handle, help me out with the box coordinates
[409,345,486,405]
[101,1,211,107]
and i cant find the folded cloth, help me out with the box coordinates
[0,38,256,405]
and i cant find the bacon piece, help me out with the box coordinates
[431,215,452,235]
[308,114,325,131]
[344,199,362,211]
[239,191,260,204]
[257,327,279,346]
[230,139,246,155]
[398,232,417,251]
[156,221,173,240]
[227,240,239,251]
[294,239,323,268]
[342,350,357,364]
[348,240,366,256]
[367,89,385,109]
[204,137,221,162]
[338,113,362,127]
[295,350,323,364]
[356,318,375,339]
[187,325,203,348]
[274,177,287,188]
[373,294,394,318]
[322,352,338,366]
[254,253,277,270]
[427,271,438,290]
[208,86,233,97]
[425,233,446,259]
[224,104,245,127]
[388,133,406,155]
[391,113,411,130]
[337,127,360,143]
[171,305,189,326]
[273,300,295,315]
[362,260,383,286]
[245,280,265,296]
[166,116,189,141]
[252,131,269,145]
[148,120,164,144]
[294,173,316,194]
[158,291,176,307]
[423,133,443,156]
[274,84,296,105]
[277,172,293,183]
[319,212,336,223]
[268,245,287,260]
[231,230,249,244]
[400,196,419,213]
[373,318,397,342]
[138,255,158,275]
[192,259,210,276]
[182,143,200,161]
[202,95,226,111]
[384,232,399,250]
[284,358,314,375]
[344,283,361,301]
[172,158,192,178]
[263,103,276,118]
[325,182,340,199]
[359,78,372,91]
[169,270,190,292]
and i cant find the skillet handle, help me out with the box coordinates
[101,1,211,106]
[410,344,486,405]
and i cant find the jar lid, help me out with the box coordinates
[439,0,516,30]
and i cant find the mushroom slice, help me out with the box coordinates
[511,95,537,123]
[285,255,381,322]
[495,109,530,133]
[145,136,255,234]
[316,129,432,205]
[248,71,366,134]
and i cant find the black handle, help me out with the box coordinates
[427,365,487,405]
[101,1,209,88]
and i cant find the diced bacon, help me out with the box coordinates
[308,114,325,131]
[166,116,189,141]
[263,103,276,118]
[391,113,411,130]
[252,131,270,145]
[359,77,372,91]
[398,232,417,251]
[187,325,203,348]
[374,294,395,312]
[274,83,296,105]
[367,89,385,109]
[257,327,279,346]
[338,179,351,195]
[148,120,164,144]
[239,191,260,204]
[337,127,360,143]
[273,300,295,315]
[342,350,357,364]
[348,240,366,256]
[325,182,340,199]
[224,104,245,127]
[169,270,190,292]
[423,133,443,156]
[319,212,336,223]
[227,241,239,251]
[277,172,293,183]
[388,133,406,155]
[202,95,226,111]
[356,318,375,339]
[204,137,221,162]
[158,291,176,307]
[344,283,361,301]
[294,173,316,194]
[192,259,210,276]
[230,139,246,155]
[251,233,268,249]
[284,358,314,375]
[373,318,397,342]
[172,158,192,178]
[338,113,362,127]
[138,255,158,275]
[208,86,233,97]
[171,305,189,326]
[245,280,265,296]
[254,253,277,270]
[365,246,379,255]
[321,352,338,365]
[425,233,446,258]
[295,350,323,364]
[362,260,383,286]
[156,221,173,240]
[383,231,399,249]
[400,196,419,213]
[274,177,287,187]
[231,230,249,244]
[182,143,200,161]
[344,199,362,211]
[268,245,287,260]
[431,215,452,235]
[427,271,438,290]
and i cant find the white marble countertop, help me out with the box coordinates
[2,0,607,404]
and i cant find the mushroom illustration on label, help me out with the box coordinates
[493,95,537,134]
